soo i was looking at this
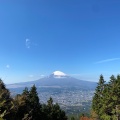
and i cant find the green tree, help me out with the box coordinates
[92,74,120,120]
[14,85,41,120]
[42,97,68,120]
[0,79,15,120]
[14,93,30,119]
[0,80,68,120]
[70,116,75,120]
[28,85,41,120]
[92,75,106,119]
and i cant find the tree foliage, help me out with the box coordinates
[92,74,120,120]
[42,97,67,120]
[0,79,15,119]
[0,79,68,120]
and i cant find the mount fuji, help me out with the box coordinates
[7,71,97,90]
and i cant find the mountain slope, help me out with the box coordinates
[7,71,97,90]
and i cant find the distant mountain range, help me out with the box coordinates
[7,71,97,90]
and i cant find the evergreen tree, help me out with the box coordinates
[42,97,68,120]
[28,85,41,120]
[0,79,15,120]
[14,85,41,120]
[105,75,117,116]
[14,89,30,120]
[22,87,29,96]
[70,116,75,120]
[92,74,120,120]
[92,75,106,119]
[0,80,68,120]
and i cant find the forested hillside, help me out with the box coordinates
[92,75,120,120]
[0,79,67,120]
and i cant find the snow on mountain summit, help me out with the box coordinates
[53,71,67,76]
[51,71,68,78]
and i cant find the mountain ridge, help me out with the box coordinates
[7,71,97,90]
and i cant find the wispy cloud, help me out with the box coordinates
[95,58,120,64]
[26,38,31,48]
[25,38,39,48]
[6,64,10,69]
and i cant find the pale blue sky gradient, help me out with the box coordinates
[0,0,120,84]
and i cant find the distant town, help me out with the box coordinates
[38,87,94,114]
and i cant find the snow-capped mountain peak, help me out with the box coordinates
[53,71,66,76]
[51,71,68,78]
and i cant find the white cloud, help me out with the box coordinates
[6,64,10,69]
[95,58,120,64]
[26,38,31,48]
[25,38,39,49]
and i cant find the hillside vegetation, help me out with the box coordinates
[92,75,120,120]
[0,79,67,120]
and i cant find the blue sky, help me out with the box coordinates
[0,0,120,84]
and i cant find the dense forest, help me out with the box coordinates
[92,74,120,120]
[0,79,67,120]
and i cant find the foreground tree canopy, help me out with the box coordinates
[92,75,120,120]
[0,79,68,120]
